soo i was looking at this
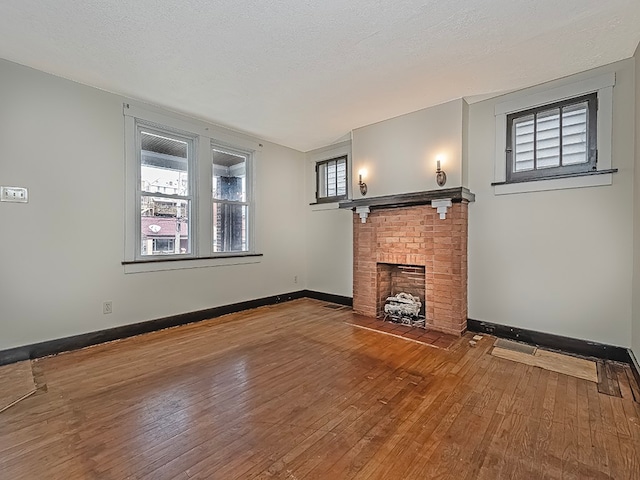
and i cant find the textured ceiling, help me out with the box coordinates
[0,1,639,151]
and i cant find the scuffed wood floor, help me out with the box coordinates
[1,298,639,479]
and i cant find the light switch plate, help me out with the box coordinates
[1,186,28,203]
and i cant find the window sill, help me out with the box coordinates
[308,201,341,211]
[123,254,263,274]
[492,169,617,195]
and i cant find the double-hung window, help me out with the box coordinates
[315,155,347,203]
[124,104,257,266]
[506,93,597,183]
[138,125,194,258]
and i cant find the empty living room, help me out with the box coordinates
[1,1,640,479]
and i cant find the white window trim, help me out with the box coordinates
[124,103,260,272]
[493,72,615,195]
[307,140,352,207]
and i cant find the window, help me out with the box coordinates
[212,146,250,253]
[315,155,347,203]
[151,238,175,254]
[124,103,258,267]
[493,72,615,195]
[506,94,597,183]
[138,126,194,258]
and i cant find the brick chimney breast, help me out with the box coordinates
[344,188,472,336]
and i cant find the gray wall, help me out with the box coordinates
[304,142,353,297]
[633,43,640,359]
[351,99,465,195]
[0,59,306,351]
[467,59,636,347]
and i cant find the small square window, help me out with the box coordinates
[316,155,348,203]
[506,93,597,183]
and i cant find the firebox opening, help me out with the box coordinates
[376,263,426,323]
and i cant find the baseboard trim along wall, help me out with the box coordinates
[467,318,634,364]
[3,299,635,380]
[1,290,325,366]
[301,290,353,306]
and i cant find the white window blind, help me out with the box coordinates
[317,156,347,201]
[513,101,588,173]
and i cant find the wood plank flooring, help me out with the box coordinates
[1,298,639,479]
[0,360,36,413]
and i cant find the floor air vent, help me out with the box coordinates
[493,338,537,355]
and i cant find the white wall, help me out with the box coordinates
[633,43,640,359]
[351,99,465,197]
[0,59,306,351]
[304,142,353,297]
[468,59,636,347]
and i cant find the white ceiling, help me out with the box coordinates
[1,1,639,152]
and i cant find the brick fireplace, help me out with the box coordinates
[341,188,473,336]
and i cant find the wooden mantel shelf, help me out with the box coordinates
[338,187,475,211]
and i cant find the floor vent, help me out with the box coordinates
[493,338,537,355]
[491,340,598,383]
[323,304,345,310]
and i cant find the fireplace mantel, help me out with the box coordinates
[338,187,475,211]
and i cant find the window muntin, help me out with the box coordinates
[316,155,347,202]
[137,126,194,258]
[212,146,250,253]
[506,93,596,182]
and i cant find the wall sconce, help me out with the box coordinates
[435,156,447,187]
[358,169,368,196]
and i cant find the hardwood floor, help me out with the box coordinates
[1,298,639,479]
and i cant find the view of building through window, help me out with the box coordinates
[212,147,249,252]
[140,130,191,256]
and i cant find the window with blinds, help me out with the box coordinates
[506,93,597,182]
[316,155,348,203]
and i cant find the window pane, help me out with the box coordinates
[141,197,190,256]
[317,156,347,199]
[326,160,337,197]
[562,102,588,165]
[140,131,189,195]
[318,162,328,197]
[336,159,347,196]
[213,149,246,202]
[213,203,248,252]
[513,114,534,172]
[536,108,560,169]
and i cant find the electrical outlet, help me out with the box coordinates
[294,275,298,284]
[103,301,112,314]
[0,186,28,203]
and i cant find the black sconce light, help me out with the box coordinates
[436,157,447,187]
[358,169,368,196]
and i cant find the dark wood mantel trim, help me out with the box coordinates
[338,187,475,210]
